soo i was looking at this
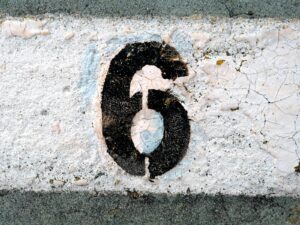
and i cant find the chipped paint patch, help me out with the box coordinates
[64,31,75,40]
[1,19,49,38]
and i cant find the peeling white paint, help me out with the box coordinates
[1,19,49,38]
[64,31,75,40]
[0,15,299,196]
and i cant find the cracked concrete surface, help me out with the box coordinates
[0,15,300,196]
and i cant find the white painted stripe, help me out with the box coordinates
[0,16,299,196]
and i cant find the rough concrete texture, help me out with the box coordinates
[1,15,300,196]
[0,0,299,18]
[0,190,300,225]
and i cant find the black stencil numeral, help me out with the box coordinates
[101,42,190,178]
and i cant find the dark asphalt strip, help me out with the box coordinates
[0,0,299,18]
[0,190,299,225]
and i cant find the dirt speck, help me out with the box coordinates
[216,59,225,65]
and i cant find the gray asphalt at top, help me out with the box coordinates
[0,0,299,18]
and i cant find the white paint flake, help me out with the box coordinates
[1,19,49,38]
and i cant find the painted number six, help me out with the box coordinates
[101,42,190,178]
